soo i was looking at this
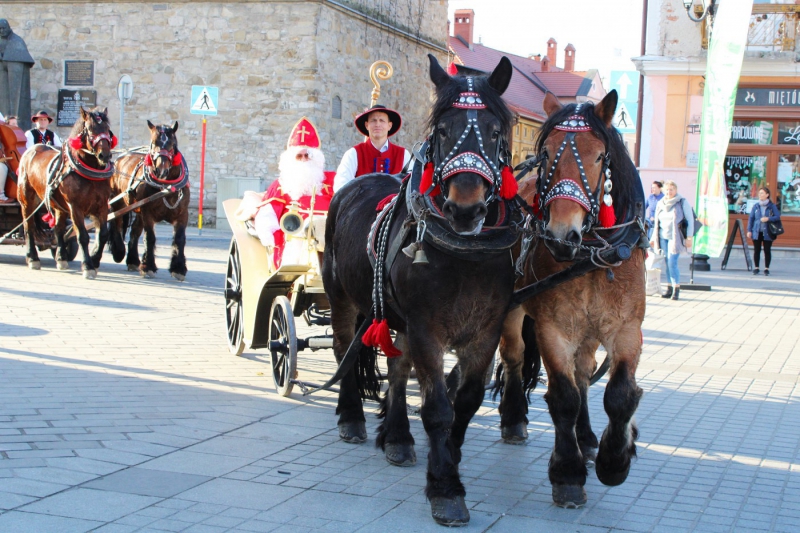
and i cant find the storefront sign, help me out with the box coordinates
[736,87,800,107]
[57,89,97,127]
[694,0,754,257]
[64,60,95,87]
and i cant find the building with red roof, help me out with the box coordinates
[448,9,607,165]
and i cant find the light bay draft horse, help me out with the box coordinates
[108,121,190,280]
[497,90,647,508]
[323,55,522,526]
[18,106,115,279]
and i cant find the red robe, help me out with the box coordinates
[354,141,406,177]
[260,171,334,268]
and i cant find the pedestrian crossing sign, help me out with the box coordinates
[613,101,636,134]
[191,86,218,116]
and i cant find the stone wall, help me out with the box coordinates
[2,0,448,226]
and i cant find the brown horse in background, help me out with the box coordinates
[497,90,647,508]
[108,121,190,280]
[17,106,115,278]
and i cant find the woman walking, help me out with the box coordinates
[747,187,781,276]
[650,180,694,300]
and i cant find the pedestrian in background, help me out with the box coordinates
[650,180,694,300]
[747,186,781,276]
[646,180,663,240]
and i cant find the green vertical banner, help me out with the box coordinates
[694,0,754,257]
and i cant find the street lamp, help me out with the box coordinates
[682,0,716,23]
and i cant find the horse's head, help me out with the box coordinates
[146,120,181,180]
[423,54,514,235]
[536,90,620,261]
[70,106,115,167]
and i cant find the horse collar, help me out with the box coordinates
[64,145,114,181]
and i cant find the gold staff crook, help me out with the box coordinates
[369,60,394,108]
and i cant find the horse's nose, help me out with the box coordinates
[442,200,488,224]
[544,228,581,261]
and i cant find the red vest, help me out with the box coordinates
[354,141,405,177]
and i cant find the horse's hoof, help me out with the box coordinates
[385,443,416,467]
[83,269,97,280]
[430,495,470,526]
[141,270,156,279]
[28,260,41,270]
[501,422,528,444]
[56,261,69,271]
[171,272,186,282]
[583,447,598,468]
[596,454,631,486]
[127,264,138,272]
[552,483,587,508]
[338,421,367,444]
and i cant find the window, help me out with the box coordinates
[729,120,772,145]
[777,121,800,145]
[332,96,342,119]
[778,154,800,215]
[725,155,767,214]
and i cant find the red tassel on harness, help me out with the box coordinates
[42,213,55,228]
[144,154,153,166]
[110,135,118,149]
[420,162,440,196]
[499,166,518,200]
[599,202,616,228]
[446,62,458,76]
[362,319,401,358]
[172,152,182,166]
[69,137,83,150]
[532,193,542,219]
[375,194,397,212]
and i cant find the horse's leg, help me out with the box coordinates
[140,214,158,278]
[330,305,367,443]
[53,211,69,270]
[595,326,643,487]
[20,181,41,270]
[377,334,415,466]
[69,207,96,279]
[126,213,143,271]
[575,340,601,466]
[538,325,587,508]
[90,213,109,269]
[168,217,188,281]
[497,307,529,444]
[108,210,126,263]
[411,334,470,526]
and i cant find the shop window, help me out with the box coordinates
[729,120,772,144]
[725,155,767,214]
[777,121,800,145]
[332,96,342,119]
[778,154,800,216]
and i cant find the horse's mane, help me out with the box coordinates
[535,102,641,220]
[426,74,514,137]
[68,107,110,139]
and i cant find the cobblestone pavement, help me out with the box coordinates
[1,226,799,532]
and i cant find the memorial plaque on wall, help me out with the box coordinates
[64,60,95,87]
[57,89,97,127]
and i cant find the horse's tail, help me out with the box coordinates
[492,315,541,402]
[354,316,382,402]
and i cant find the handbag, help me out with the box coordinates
[678,201,703,240]
[768,220,784,238]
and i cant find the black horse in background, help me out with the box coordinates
[323,55,520,526]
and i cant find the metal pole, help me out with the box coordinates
[119,97,125,147]
[198,117,206,235]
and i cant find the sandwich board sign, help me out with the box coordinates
[191,86,218,116]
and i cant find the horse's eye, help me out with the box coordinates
[596,155,603,163]
[437,127,447,139]
[491,130,500,141]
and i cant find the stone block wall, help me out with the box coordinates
[2,0,447,226]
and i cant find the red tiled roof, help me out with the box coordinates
[532,72,590,98]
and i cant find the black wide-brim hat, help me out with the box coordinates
[31,110,54,124]
[354,105,402,137]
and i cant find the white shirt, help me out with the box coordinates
[333,139,411,193]
[25,129,63,150]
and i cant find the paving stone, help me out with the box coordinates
[83,467,211,497]
[0,511,103,533]
[18,488,160,522]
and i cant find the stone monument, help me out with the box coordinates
[0,19,34,131]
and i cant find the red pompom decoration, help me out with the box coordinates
[362,319,401,358]
[172,152,182,166]
[499,166,518,200]
[446,62,459,76]
[69,137,83,150]
[110,135,118,149]
[532,193,541,219]
[42,212,55,228]
[599,202,616,228]
[144,154,153,166]
[419,162,440,196]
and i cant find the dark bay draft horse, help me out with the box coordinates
[323,55,522,526]
[17,106,115,279]
[108,121,190,280]
[497,90,647,508]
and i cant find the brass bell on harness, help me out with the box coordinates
[402,242,429,264]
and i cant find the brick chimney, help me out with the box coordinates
[541,55,550,72]
[454,9,475,47]
[546,37,557,66]
[564,43,576,72]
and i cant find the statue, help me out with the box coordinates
[0,19,34,131]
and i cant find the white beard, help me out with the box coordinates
[278,146,326,200]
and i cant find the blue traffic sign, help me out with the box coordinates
[610,71,639,103]
[190,86,218,116]
[613,101,637,134]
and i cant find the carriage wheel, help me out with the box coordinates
[269,296,297,397]
[225,239,245,356]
